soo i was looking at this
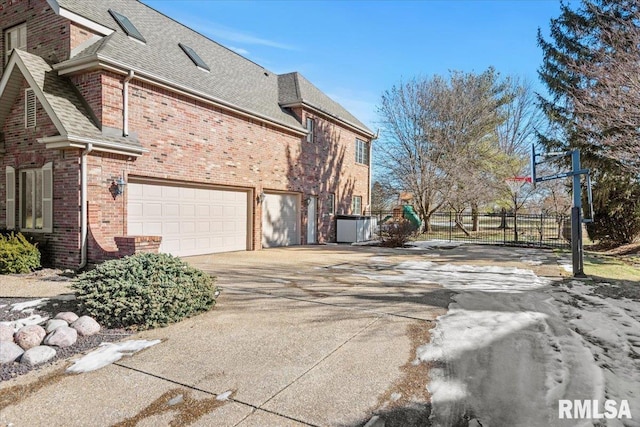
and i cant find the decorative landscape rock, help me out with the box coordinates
[0,323,14,341]
[14,324,46,350]
[44,326,77,347]
[55,312,79,323]
[21,345,56,366]
[0,341,24,363]
[45,319,68,333]
[71,316,100,336]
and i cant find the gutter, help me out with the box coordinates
[123,70,134,136]
[79,143,93,270]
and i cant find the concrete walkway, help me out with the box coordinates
[1,245,459,426]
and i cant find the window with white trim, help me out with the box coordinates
[355,138,369,165]
[327,193,335,215]
[25,88,36,129]
[4,23,26,64]
[306,117,314,143]
[5,163,53,232]
[352,195,362,215]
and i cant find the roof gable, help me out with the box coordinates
[0,49,144,156]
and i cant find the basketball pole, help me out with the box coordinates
[531,145,589,278]
[571,149,585,276]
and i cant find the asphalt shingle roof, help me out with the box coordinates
[55,0,373,136]
[0,49,142,151]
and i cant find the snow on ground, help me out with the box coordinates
[66,340,161,374]
[0,314,49,332]
[361,260,548,293]
[363,257,638,426]
[10,298,49,312]
[553,281,640,425]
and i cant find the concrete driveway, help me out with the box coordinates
[1,245,456,427]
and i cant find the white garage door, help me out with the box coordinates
[128,182,248,257]
[261,193,299,247]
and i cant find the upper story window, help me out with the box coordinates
[24,88,36,129]
[355,138,369,165]
[109,9,146,43]
[4,23,26,64]
[306,118,314,143]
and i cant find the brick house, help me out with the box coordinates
[0,0,374,268]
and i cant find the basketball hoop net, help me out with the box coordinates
[505,176,532,194]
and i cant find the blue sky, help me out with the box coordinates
[143,0,564,131]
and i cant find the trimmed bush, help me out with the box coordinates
[0,233,41,274]
[380,219,417,248]
[73,253,217,329]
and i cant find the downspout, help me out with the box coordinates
[123,70,134,136]
[366,130,378,215]
[79,143,93,270]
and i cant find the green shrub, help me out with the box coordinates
[73,252,218,329]
[0,232,41,274]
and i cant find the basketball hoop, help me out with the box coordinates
[505,176,532,194]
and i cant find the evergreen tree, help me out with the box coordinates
[537,0,640,244]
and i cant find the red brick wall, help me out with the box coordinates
[0,80,81,268]
[0,0,69,74]
[86,74,371,250]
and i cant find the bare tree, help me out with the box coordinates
[378,69,511,231]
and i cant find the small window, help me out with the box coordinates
[327,193,335,215]
[179,43,210,71]
[352,196,362,215]
[5,23,26,63]
[355,139,369,165]
[306,118,314,143]
[24,88,36,129]
[109,9,146,43]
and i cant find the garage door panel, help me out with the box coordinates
[262,193,299,248]
[128,182,248,256]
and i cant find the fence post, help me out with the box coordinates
[502,210,506,244]
[448,211,452,242]
[539,214,543,247]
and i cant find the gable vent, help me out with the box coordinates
[109,9,146,43]
[24,88,36,129]
[179,43,210,71]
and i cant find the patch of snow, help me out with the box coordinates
[351,240,380,246]
[10,298,49,312]
[417,308,549,363]
[0,314,49,332]
[426,371,469,403]
[0,304,7,308]
[216,390,233,401]
[66,339,161,374]
[554,281,640,420]
[560,264,573,273]
[361,261,549,293]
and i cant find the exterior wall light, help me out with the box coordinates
[111,177,127,198]
[257,191,266,204]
